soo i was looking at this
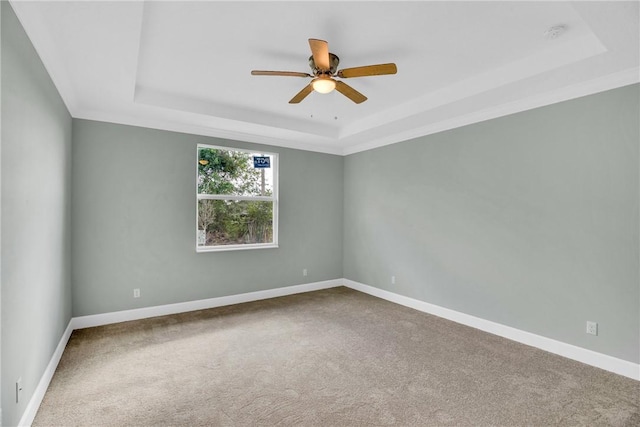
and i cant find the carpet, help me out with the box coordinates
[33,287,639,426]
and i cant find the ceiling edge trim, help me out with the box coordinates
[71,66,639,158]
[341,67,640,156]
[133,85,339,139]
[340,31,607,141]
[73,110,344,156]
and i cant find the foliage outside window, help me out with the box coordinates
[197,144,278,251]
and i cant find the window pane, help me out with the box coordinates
[197,199,273,246]
[198,147,274,196]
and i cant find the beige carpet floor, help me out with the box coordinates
[34,287,639,426]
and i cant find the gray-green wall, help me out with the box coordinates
[1,2,73,425]
[344,84,640,364]
[1,2,638,423]
[71,120,344,316]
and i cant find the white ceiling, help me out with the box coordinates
[10,1,640,155]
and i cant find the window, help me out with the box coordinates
[196,144,278,251]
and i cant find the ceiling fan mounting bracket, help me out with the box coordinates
[309,53,340,75]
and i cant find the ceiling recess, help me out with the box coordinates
[8,1,638,155]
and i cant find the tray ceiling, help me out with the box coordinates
[10,1,639,155]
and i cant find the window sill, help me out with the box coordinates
[196,243,279,253]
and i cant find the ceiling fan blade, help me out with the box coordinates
[251,70,312,77]
[309,38,330,71]
[337,63,397,78]
[289,84,314,104]
[335,81,367,104]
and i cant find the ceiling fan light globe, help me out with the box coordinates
[312,78,336,94]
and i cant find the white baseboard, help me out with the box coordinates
[19,279,342,426]
[72,279,343,330]
[343,279,640,381]
[18,321,74,427]
[18,277,639,427]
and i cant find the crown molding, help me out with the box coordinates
[342,67,640,156]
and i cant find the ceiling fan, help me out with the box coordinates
[251,38,397,104]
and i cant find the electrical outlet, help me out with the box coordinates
[391,276,396,285]
[303,269,308,277]
[586,321,598,336]
[133,288,140,298]
[16,378,22,403]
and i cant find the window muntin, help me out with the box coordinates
[197,145,278,251]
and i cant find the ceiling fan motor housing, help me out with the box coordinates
[309,53,340,75]
[251,38,396,104]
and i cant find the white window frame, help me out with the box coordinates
[196,143,279,252]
